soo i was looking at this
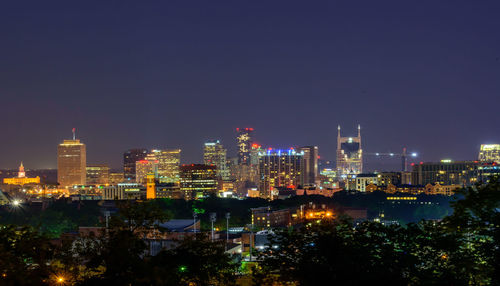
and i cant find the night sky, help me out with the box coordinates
[1,1,499,170]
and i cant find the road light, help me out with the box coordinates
[225,212,230,251]
[12,200,20,207]
[193,212,198,234]
[210,213,216,241]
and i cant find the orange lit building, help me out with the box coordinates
[3,162,40,185]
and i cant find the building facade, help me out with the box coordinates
[478,144,500,163]
[299,146,318,186]
[203,140,229,180]
[258,149,304,199]
[336,125,363,177]
[236,128,254,165]
[58,139,86,187]
[151,149,181,183]
[411,160,500,186]
[86,165,110,185]
[180,164,218,199]
[3,162,40,185]
[135,154,159,184]
[123,149,148,181]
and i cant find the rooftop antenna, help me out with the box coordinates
[72,128,76,140]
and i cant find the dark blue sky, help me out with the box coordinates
[1,1,499,170]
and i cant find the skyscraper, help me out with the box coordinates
[123,149,148,181]
[299,146,319,186]
[258,148,304,199]
[180,164,218,199]
[236,128,254,165]
[203,140,229,180]
[58,136,86,188]
[336,125,363,177]
[135,153,159,184]
[478,144,500,163]
[151,149,181,183]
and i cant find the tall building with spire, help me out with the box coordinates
[336,125,363,177]
[57,129,86,187]
[3,162,40,185]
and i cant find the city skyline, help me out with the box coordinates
[1,1,499,169]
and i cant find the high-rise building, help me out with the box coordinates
[203,140,229,180]
[135,153,159,184]
[151,149,181,183]
[478,144,500,163]
[86,165,110,185]
[236,128,254,165]
[299,146,318,186]
[123,149,148,181]
[180,164,218,199]
[258,148,304,199]
[58,137,86,188]
[336,125,363,177]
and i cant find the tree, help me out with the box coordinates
[146,234,237,286]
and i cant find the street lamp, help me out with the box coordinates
[193,212,198,234]
[210,213,216,241]
[225,212,230,251]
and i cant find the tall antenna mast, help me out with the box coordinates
[72,128,76,140]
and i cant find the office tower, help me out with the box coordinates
[203,140,229,180]
[135,153,159,184]
[236,128,254,165]
[258,148,304,199]
[151,149,181,183]
[58,134,86,187]
[86,165,110,185]
[123,149,148,181]
[336,125,363,177]
[180,164,217,199]
[250,143,263,165]
[299,146,318,186]
[478,144,500,163]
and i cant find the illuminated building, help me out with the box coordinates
[250,144,263,165]
[103,183,146,200]
[146,173,156,199]
[411,160,500,186]
[3,162,40,185]
[478,144,500,163]
[203,140,229,180]
[336,125,363,176]
[123,148,148,181]
[109,172,124,184]
[86,165,110,185]
[236,128,254,165]
[57,137,86,188]
[299,146,318,186]
[151,149,181,183]
[135,154,159,184]
[251,207,291,229]
[424,183,460,196]
[354,173,379,192]
[258,148,304,199]
[318,168,339,189]
[180,164,217,199]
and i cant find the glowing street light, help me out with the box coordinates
[12,200,20,207]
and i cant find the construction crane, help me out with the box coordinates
[365,147,418,172]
